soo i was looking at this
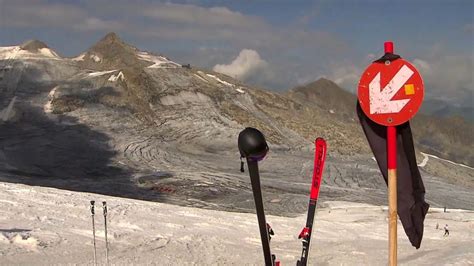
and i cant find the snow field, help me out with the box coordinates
[0,182,472,265]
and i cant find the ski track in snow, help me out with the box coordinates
[0,182,473,265]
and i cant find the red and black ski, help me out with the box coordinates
[297,138,327,266]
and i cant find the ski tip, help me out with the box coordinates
[315,137,327,144]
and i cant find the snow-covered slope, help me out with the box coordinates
[0,41,60,60]
[0,32,473,221]
[137,52,181,68]
[1,182,472,265]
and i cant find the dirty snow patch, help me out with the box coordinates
[206,74,234,87]
[72,53,85,61]
[418,153,429,167]
[108,71,124,82]
[44,86,59,113]
[11,234,39,251]
[160,91,211,106]
[1,96,17,121]
[420,152,474,170]
[193,73,208,83]
[39,48,59,58]
[0,46,60,60]
[90,54,101,62]
[87,70,117,77]
[137,52,180,68]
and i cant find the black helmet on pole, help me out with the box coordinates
[238,127,269,162]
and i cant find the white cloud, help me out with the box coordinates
[213,49,268,80]
[413,54,473,102]
[322,51,473,106]
[464,23,474,33]
[328,65,362,93]
[413,59,432,75]
[2,0,469,106]
[1,0,124,31]
[141,3,263,29]
[74,18,124,31]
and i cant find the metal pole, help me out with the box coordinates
[90,201,97,266]
[103,201,109,265]
[247,160,273,266]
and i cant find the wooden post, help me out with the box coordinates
[388,126,397,266]
[386,40,398,266]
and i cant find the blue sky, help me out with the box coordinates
[0,0,472,106]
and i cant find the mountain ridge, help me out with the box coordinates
[0,32,472,214]
[19,39,50,52]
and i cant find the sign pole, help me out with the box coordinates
[384,41,398,266]
[359,40,424,264]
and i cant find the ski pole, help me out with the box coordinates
[103,201,109,265]
[238,127,279,266]
[247,160,274,266]
[90,200,97,266]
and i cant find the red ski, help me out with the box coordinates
[297,138,327,266]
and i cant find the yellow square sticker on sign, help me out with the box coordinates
[405,84,415,95]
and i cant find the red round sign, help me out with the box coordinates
[358,58,424,126]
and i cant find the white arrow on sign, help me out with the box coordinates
[369,64,413,114]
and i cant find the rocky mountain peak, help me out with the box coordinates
[20,39,50,52]
[293,77,348,96]
[80,32,149,70]
[310,77,339,88]
[101,32,121,42]
[88,32,136,54]
[288,77,357,118]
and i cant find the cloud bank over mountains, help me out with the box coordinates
[1,0,471,108]
[213,49,269,81]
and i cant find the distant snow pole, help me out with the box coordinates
[103,201,109,265]
[90,200,97,266]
